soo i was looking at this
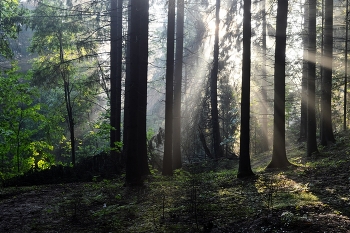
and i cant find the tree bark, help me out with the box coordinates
[299,0,309,142]
[173,0,184,170]
[210,0,223,158]
[320,0,335,146]
[110,0,123,164]
[260,0,269,152]
[138,0,151,177]
[238,0,254,178]
[125,0,139,185]
[344,0,349,131]
[267,0,292,169]
[307,0,318,156]
[163,0,176,176]
[64,80,75,166]
[125,0,150,185]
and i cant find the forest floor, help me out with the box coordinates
[1,133,350,232]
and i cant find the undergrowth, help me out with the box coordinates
[1,132,350,232]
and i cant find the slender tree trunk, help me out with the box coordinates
[320,0,335,146]
[300,0,309,142]
[173,0,184,170]
[238,0,254,178]
[210,0,223,158]
[319,0,324,114]
[307,0,318,156]
[110,0,123,164]
[163,0,176,176]
[64,80,75,166]
[59,33,75,166]
[260,0,269,152]
[344,0,349,131]
[267,0,292,169]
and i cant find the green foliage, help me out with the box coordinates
[29,0,93,56]
[147,128,156,141]
[0,0,28,58]
[28,0,107,163]
[28,141,54,170]
[173,168,191,178]
[76,113,113,159]
[0,64,54,176]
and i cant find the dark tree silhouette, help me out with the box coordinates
[320,0,335,146]
[237,0,254,178]
[110,0,123,164]
[210,0,223,158]
[307,0,318,156]
[125,0,150,185]
[138,0,151,178]
[173,0,185,170]
[267,0,292,169]
[163,0,176,176]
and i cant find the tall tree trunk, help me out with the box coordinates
[163,0,176,176]
[237,0,254,178]
[138,0,151,177]
[320,0,335,146]
[344,0,349,131]
[210,0,223,158]
[307,0,318,156]
[319,0,324,118]
[260,0,269,152]
[173,0,184,170]
[110,0,123,164]
[267,0,292,169]
[299,0,309,142]
[125,0,150,185]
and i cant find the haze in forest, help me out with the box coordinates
[0,0,348,187]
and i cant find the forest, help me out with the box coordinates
[0,0,350,232]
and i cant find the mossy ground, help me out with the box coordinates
[1,132,350,232]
